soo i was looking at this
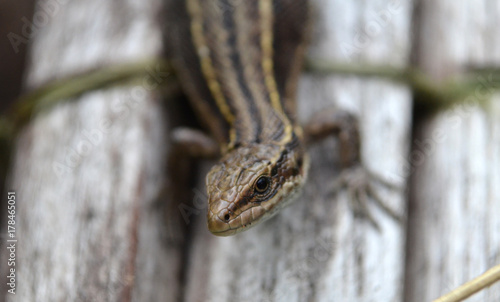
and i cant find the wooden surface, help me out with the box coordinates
[2,0,500,301]
[406,0,500,301]
[0,0,184,301]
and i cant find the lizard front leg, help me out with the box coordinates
[304,108,404,230]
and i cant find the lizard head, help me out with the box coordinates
[206,141,309,236]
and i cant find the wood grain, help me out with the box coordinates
[0,0,183,301]
[406,0,500,301]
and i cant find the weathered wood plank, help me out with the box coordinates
[182,1,413,301]
[0,0,183,301]
[406,0,500,301]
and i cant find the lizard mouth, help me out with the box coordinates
[207,206,265,236]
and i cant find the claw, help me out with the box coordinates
[329,165,405,230]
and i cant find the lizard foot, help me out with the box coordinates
[329,164,405,231]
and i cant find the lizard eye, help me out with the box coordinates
[254,176,271,194]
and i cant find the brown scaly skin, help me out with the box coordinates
[206,142,309,236]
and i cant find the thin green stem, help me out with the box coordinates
[12,58,172,130]
[305,59,500,111]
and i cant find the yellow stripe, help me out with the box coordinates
[186,0,235,124]
[259,0,293,143]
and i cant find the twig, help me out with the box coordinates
[305,59,500,111]
[0,58,175,186]
[12,58,173,130]
[433,264,500,302]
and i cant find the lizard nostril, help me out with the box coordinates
[224,213,230,222]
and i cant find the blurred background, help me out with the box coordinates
[0,0,34,113]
